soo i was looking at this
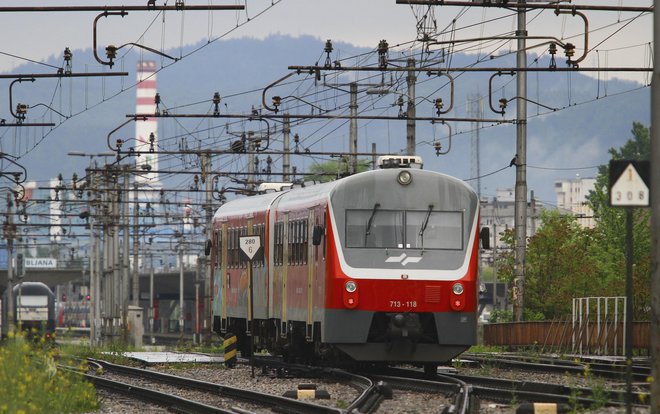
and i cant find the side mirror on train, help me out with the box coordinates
[204,239,212,256]
[312,225,324,246]
[480,227,490,250]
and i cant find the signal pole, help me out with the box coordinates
[203,153,213,344]
[4,193,15,334]
[406,58,416,155]
[650,1,660,411]
[513,0,528,322]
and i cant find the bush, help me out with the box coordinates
[0,332,98,413]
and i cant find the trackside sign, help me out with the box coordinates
[25,258,57,268]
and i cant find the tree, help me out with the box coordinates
[308,157,371,182]
[495,122,652,320]
[588,122,651,319]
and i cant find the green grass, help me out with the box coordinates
[0,331,98,413]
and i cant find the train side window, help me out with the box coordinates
[274,222,280,266]
[240,227,247,268]
[302,219,308,265]
[227,228,233,268]
[288,220,296,265]
[323,211,326,260]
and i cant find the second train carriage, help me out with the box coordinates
[211,158,484,367]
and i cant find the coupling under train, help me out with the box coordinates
[211,156,487,370]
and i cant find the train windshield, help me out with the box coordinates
[406,210,463,250]
[346,209,403,248]
[345,209,463,250]
[18,296,48,307]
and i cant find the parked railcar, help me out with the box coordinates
[1,282,56,339]
[211,156,485,371]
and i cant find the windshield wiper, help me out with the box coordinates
[419,204,434,240]
[364,203,381,244]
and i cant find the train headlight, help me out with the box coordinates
[397,170,412,185]
[452,283,464,295]
[345,280,357,293]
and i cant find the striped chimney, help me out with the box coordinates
[135,60,160,186]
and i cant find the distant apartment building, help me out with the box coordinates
[554,175,596,228]
[480,188,544,249]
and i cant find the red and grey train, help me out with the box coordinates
[211,156,485,370]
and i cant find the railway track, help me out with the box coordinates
[88,358,349,413]
[461,353,652,383]
[365,364,650,410]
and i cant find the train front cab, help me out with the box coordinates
[320,168,484,366]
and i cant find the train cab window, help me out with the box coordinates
[346,209,403,248]
[405,210,464,250]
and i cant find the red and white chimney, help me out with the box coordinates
[135,60,160,187]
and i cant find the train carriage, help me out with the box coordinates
[212,157,484,369]
[1,282,56,339]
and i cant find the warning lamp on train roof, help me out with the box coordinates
[397,170,413,186]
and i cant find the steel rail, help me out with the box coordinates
[368,365,649,408]
[368,374,472,414]
[84,373,237,414]
[461,354,651,382]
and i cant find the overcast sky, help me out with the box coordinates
[0,0,653,83]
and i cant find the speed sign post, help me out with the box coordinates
[608,159,650,414]
[239,235,262,337]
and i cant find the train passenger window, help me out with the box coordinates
[302,220,308,264]
[406,210,463,250]
[288,221,295,264]
[345,209,403,248]
[227,228,233,268]
[274,222,283,266]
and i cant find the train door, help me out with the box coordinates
[280,212,289,337]
[220,223,228,332]
[306,209,314,341]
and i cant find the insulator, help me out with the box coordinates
[105,45,117,60]
[213,92,221,105]
[499,98,507,110]
[397,96,404,108]
[564,43,575,58]
[254,138,262,148]
[272,96,282,112]
[434,141,442,156]
[294,133,300,144]
[149,132,155,144]
[378,39,389,68]
[435,98,444,115]
[324,39,333,54]
[154,93,161,105]
[116,139,123,150]
[63,47,73,74]
[548,43,557,56]
[16,104,28,115]
[267,155,272,165]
